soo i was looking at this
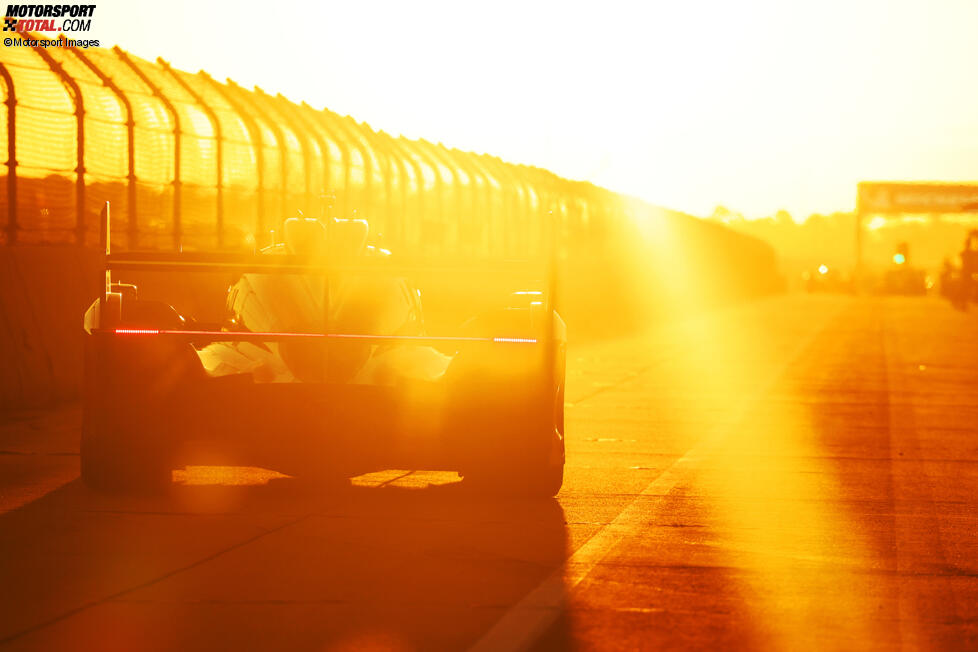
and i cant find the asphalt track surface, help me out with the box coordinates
[1,295,976,650]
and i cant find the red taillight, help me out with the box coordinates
[109,328,536,344]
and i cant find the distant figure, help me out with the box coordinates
[960,229,978,307]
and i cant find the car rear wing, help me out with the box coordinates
[106,250,554,279]
[93,202,560,356]
[99,203,556,282]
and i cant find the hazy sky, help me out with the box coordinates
[93,0,978,219]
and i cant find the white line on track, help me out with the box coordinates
[469,303,839,652]
[469,440,711,652]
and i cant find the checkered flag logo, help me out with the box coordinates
[3,17,16,31]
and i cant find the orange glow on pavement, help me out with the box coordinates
[172,466,290,487]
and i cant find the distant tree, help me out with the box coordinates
[710,205,733,222]
[710,205,744,224]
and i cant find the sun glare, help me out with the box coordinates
[95,0,978,219]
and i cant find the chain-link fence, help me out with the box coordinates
[0,36,647,262]
[0,37,785,408]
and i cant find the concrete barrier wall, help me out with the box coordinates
[0,211,783,411]
[0,246,100,408]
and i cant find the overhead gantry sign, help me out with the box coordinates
[855,181,978,271]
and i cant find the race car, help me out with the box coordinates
[81,205,566,496]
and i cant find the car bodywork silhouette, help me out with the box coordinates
[81,205,566,496]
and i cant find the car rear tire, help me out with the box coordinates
[460,438,564,498]
[461,383,565,498]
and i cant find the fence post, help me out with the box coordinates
[0,63,16,244]
[331,114,373,219]
[31,43,86,245]
[403,139,444,253]
[228,80,288,234]
[115,47,182,250]
[303,102,350,219]
[267,93,327,219]
[320,110,368,218]
[381,133,425,253]
[274,95,331,218]
[160,58,224,248]
[478,154,522,256]
[524,165,553,253]
[352,122,396,236]
[418,139,462,251]
[203,72,265,237]
[256,87,314,219]
[68,41,138,249]
[372,130,410,248]
[445,147,492,256]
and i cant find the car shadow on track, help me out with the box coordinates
[0,470,569,651]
